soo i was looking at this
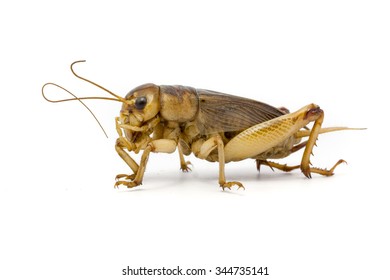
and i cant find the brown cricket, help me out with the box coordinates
[42,61,361,190]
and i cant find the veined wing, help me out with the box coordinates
[195,89,284,134]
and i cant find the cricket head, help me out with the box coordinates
[120,83,161,127]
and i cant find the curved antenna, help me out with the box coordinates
[42,82,123,103]
[70,60,126,102]
[42,82,109,138]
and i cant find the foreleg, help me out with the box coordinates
[115,139,177,189]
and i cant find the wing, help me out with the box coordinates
[195,89,284,134]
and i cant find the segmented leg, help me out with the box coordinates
[256,160,300,173]
[306,159,346,176]
[115,139,177,189]
[178,141,192,172]
[290,141,308,153]
[196,135,244,190]
[115,137,139,178]
[300,109,324,177]
[299,109,345,178]
[256,158,346,177]
[215,135,244,190]
[115,145,152,188]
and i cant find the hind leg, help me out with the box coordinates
[256,159,345,176]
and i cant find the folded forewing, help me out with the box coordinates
[195,89,284,134]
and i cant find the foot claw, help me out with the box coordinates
[180,161,192,172]
[114,180,141,189]
[329,159,347,173]
[115,173,135,181]
[301,164,312,178]
[114,174,140,189]
[256,159,261,172]
[220,181,245,191]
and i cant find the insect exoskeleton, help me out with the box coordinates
[43,61,363,190]
[120,83,199,127]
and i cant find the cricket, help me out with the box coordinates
[42,60,362,190]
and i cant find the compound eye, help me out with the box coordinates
[135,96,147,110]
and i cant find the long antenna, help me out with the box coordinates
[42,60,126,138]
[42,83,110,138]
[70,60,126,102]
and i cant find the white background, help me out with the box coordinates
[1,1,389,279]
